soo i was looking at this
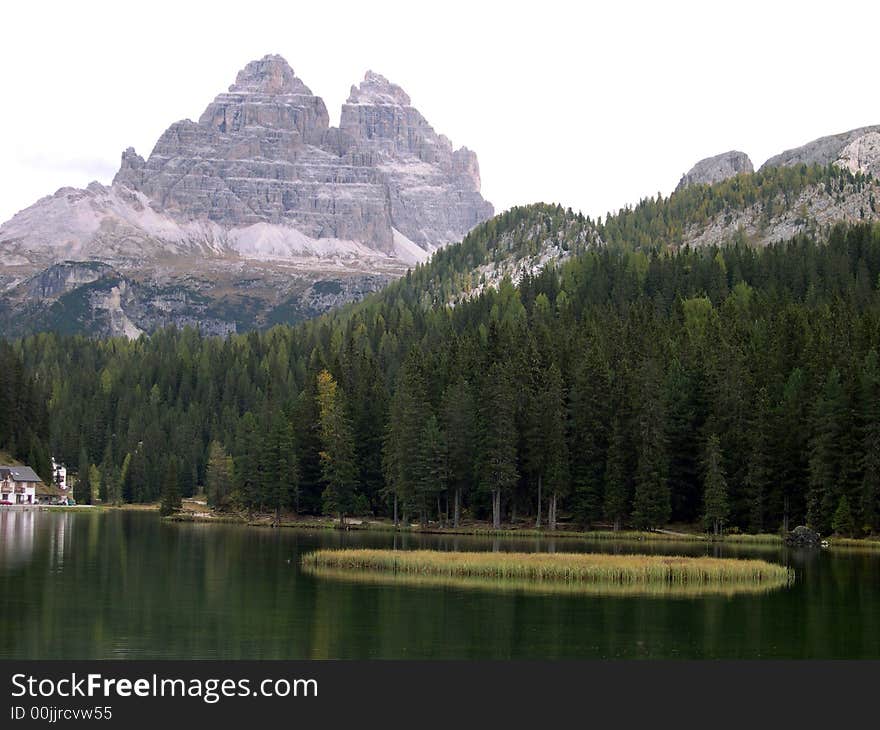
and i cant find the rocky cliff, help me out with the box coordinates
[760,125,880,171]
[675,151,754,192]
[0,55,493,336]
[109,55,491,254]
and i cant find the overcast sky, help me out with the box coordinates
[1,0,878,224]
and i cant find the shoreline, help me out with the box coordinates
[21,500,880,551]
[155,505,880,550]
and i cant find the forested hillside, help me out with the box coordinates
[0,341,50,476]
[8,201,880,534]
[369,163,875,310]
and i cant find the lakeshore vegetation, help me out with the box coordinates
[2,166,880,538]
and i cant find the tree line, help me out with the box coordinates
[7,211,880,536]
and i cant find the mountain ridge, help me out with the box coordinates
[2,60,880,339]
[0,54,493,336]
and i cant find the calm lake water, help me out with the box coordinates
[1,509,878,659]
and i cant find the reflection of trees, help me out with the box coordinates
[2,513,880,658]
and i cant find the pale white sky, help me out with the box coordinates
[1,0,878,224]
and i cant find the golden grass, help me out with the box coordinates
[721,533,784,544]
[826,537,880,551]
[301,549,793,593]
[303,565,791,598]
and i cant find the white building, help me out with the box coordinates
[0,466,42,505]
[51,457,68,491]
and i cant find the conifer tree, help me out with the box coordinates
[569,345,610,527]
[316,370,358,525]
[383,351,430,525]
[859,350,880,532]
[441,379,476,528]
[603,413,630,531]
[832,494,855,537]
[478,361,519,529]
[745,387,774,533]
[159,457,181,517]
[702,434,729,536]
[631,361,670,530]
[206,440,234,510]
[75,447,91,505]
[417,415,448,526]
[234,412,259,511]
[543,363,570,531]
[807,369,848,532]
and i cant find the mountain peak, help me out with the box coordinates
[676,150,754,192]
[228,54,312,95]
[347,71,411,106]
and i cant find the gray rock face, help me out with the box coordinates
[835,131,880,177]
[340,72,492,248]
[111,55,492,254]
[760,125,880,171]
[676,151,754,192]
[0,54,494,337]
[24,261,116,299]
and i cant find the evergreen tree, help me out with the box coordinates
[75,447,91,505]
[603,413,630,531]
[259,411,298,523]
[441,378,476,528]
[569,346,610,527]
[417,415,448,526]
[807,369,848,533]
[159,457,181,517]
[859,350,880,532]
[477,361,519,528]
[383,351,430,525]
[745,387,774,533]
[702,434,729,536]
[292,375,324,514]
[234,412,260,511]
[123,447,147,503]
[664,359,705,522]
[832,494,855,537]
[631,361,670,530]
[543,363,570,531]
[316,370,358,524]
[206,440,234,510]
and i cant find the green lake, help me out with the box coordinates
[1,509,878,659]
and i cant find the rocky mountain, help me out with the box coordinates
[0,55,492,337]
[675,151,754,192]
[453,128,880,308]
[760,125,880,172]
[4,74,880,341]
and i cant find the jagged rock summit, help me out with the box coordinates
[109,54,492,255]
[0,54,493,336]
[676,151,754,192]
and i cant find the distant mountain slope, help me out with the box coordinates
[369,163,879,314]
[760,125,880,172]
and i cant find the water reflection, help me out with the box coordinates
[0,511,878,659]
[302,564,793,598]
[0,509,73,573]
[0,510,36,570]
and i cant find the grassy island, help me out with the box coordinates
[301,549,794,597]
